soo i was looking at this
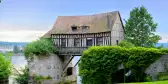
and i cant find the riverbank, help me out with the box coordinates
[12,53,24,56]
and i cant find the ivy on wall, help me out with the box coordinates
[79,46,168,84]
[24,38,56,60]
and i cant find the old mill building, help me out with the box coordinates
[29,11,125,83]
[43,11,125,55]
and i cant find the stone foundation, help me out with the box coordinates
[145,54,168,80]
[28,54,63,83]
[28,54,77,84]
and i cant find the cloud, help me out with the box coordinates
[156,32,168,43]
[0,30,47,42]
[0,22,51,31]
[0,21,52,42]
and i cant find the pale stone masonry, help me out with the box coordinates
[28,54,64,83]
[145,54,168,80]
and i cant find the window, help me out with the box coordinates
[57,75,59,79]
[116,40,119,45]
[74,38,80,47]
[87,38,93,46]
[82,26,87,32]
[72,26,77,31]
[61,38,66,47]
[96,37,103,46]
[67,67,73,76]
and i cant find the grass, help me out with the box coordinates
[122,80,168,84]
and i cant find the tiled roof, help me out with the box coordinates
[43,11,120,38]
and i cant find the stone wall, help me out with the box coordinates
[111,13,124,45]
[145,54,168,80]
[28,53,63,83]
[28,54,78,84]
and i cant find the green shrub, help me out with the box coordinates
[0,53,12,79]
[145,76,152,82]
[15,66,29,84]
[15,66,52,84]
[34,75,52,81]
[157,72,168,81]
[57,80,74,84]
[79,46,167,84]
[24,38,56,60]
[118,40,135,48]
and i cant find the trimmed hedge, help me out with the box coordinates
[79,46,167,84]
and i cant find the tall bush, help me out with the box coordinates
[0,53,12,79]
[79,46,166,84]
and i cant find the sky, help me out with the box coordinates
[0,0,168,42]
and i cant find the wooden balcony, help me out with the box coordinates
[56,47,88,55]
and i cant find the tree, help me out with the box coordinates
[124,6,161,47]
[13,45,20,53]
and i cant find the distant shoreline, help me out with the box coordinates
[13,53,24,56]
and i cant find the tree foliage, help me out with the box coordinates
[24,38,56,60]
[0,52,12,79]
[79,46,167,84]
[124,6,160,47]
[13,45,20,53]
[118,40,135,48]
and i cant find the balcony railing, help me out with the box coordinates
[56,47,88,55]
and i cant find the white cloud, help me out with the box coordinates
[0,22,52,42]
[0,30,47,42]
[156,32,168,43]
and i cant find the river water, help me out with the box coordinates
[11,56,27,69]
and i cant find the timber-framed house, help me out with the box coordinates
[43,11,125,55]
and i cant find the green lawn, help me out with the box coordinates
[122,80,168,84]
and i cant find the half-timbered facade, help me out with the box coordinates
[31,11,125,83]
[43,11,124,55]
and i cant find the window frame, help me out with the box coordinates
[74,38,80,47]
[61,38,66,47]
[86,38,93,47]
[82,26,87,32]
[96,37,103,46]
